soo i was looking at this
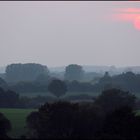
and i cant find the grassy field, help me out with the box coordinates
[0,108,36,138]
[19,91,100,98]
[19,91,140,98]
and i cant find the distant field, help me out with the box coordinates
[133,93,140,98]
[19,91,100,98]
[19,91,140,100]
[19,91,53,97]
[0,108,36,138]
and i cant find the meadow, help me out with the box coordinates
[19,91,140,97]
[0,108,36,138]
[19,91,100,98]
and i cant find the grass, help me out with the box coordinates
[19,91,140,98]
[19,91,100,98]
[0,108,36,138]
[135,110,140,116]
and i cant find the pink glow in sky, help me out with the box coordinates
[0,2,140,67]
[111,8,140,30]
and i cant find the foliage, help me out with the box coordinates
[26,99,140,139]
[94,88,136,113]
[0,112,11,139]
[10,81,49,93]
[101,106,140,139]
[48,79,67,98]
[5,63,49,83]
[26,101,103,139]
[0,87,22,108]
[64,64,84,81]
[0,78,8,90]
[96,71,140,93]
[0,108,35,138]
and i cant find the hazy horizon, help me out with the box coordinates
[1,63,140,70]
[0,1,140,67]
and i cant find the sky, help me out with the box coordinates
[0,1,140,67]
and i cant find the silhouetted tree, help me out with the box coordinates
[26,102,78,139]
[48,79,67,98]
[64,64,84,81]
[101,106,140,139]
[26,111,40,138]
[94,88,136,113]
[0,112,11,139]
[26,99,140,139]
[26,101,103,139]
[0,87,25,108]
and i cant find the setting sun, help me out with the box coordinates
[111,8,140,31]
[134,16,140,30]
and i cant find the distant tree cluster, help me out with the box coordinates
[5,63,49,83]
[96,71,140,92]
[2,63,140,95]
[10,81,49,93]
[64,64,84,81]
[0,78,8,90]
[0,87,21,108]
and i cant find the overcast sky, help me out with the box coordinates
[0,1,140,67]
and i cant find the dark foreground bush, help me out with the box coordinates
[26,101,104,139]
[0,112,11,139]
[26,89,140,139]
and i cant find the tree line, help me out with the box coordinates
[1,88,140,139]
[1,63,140,93]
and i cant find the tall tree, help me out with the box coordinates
[64,64,84,81]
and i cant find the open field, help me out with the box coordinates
[19,91,100,98]
[135,110,140,116]
[19,91,140,99]
[0,108,36,138]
